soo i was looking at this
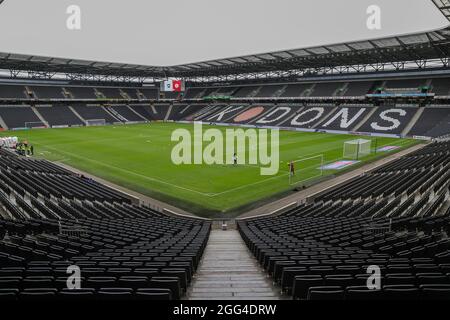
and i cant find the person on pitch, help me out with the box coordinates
[288,160,295,177]
[233,153,237,165]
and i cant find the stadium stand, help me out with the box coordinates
[0,148,210,301]
[238,141,450,300]
[71,104,118,124]
[408,106,450,137]
[96,87,124,100]
[162,92,181,100]
[36,105,84,127]
[279,84,311,97]
[152,104,170,120]
[110,105,147,122]
[65,87,98,99]
[343,81,374,97]
[430,78,450,96]
[0,85,27,99]
[128,105,155,121]
[183,88,204,99]
[309,82,343,97]
[356,106,419,135]
[28,86,65,99]
[254,85,286,98]
[0,106,43,129]
[138,88,159,100]
[169,104,198,121]
[233,86,261,98]
[120,88,140,100]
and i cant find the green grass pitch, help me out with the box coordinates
[1,123,418,217]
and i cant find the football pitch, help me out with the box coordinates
[1,123,418,217]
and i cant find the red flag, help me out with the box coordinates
[172,80,182,92]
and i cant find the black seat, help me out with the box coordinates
[149,277,181,300]
[18,288,57,301]
[0,276,21,289]
[346,286,382,300]
[280,267,308,292]
[420,284,450,300]
[383,285,419,300]
[307,286,344,300]
[22,276,54,289]
[160,269,188,291]
[97,288,134,301]
[58,288,96,301]
[385,273,416,285]
[292,275,323,300]
[117,276,149,290]
[136,288,172,300]
[0,288,18,301]
[86,276,117,290]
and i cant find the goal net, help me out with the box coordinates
[288,154,324,186]
[86,119,106,126]
[25,121,47,129]
[343,139,372,160]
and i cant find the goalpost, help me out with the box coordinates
[86,119,106,126]
[343,139,372,160]
[25,121,47,129]
[288,154,324,186]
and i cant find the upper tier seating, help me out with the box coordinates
[233,86,260,98]
[65,87,97,99]
[280,84,311,97]
[343,81,374,96]
[0,85,27,99]
[96,88,124,99]
[183,88,204,99]
[29,86,65,99]
[120,88,140,100]
[139,88,158,100]
[431,78,450,96]
[162,92,180,100]
[309,82,342,97]
[254,85,285,98]
[384,79,428,89]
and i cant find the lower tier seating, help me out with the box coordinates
[0,150,210,301]
[238,141,450,300]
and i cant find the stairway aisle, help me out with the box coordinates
[187,229,283,300]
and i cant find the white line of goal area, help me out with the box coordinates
[37,138,411,199]
[37,144,213,197]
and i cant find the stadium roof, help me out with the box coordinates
[1,1,450,80]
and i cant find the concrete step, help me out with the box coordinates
[186,229,282,300]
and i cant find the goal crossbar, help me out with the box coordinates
[343,139,372,160]
[86,119,106,126]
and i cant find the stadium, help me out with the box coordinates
[1,0,450,308]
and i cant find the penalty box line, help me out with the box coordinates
[37,144,214,197]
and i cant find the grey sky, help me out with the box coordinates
[0,0,447,66]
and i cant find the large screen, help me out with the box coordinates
[160,79,185,92]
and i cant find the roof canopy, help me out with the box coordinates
[1,1,450,81]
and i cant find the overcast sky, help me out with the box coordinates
[0,0,447,66]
